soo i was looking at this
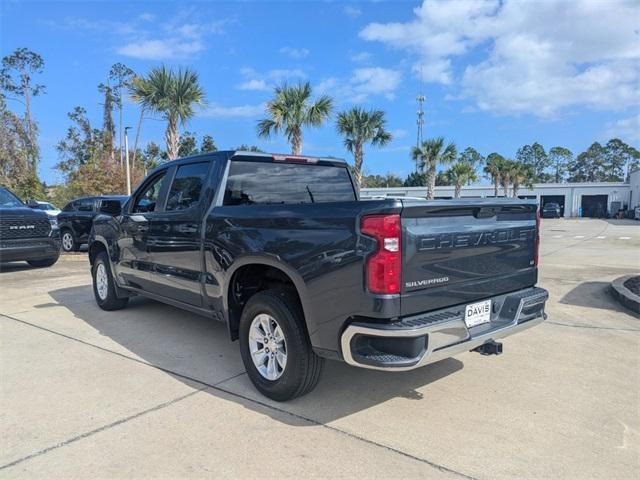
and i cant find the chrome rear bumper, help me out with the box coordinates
[341,287,548,371]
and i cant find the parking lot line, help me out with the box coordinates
[0,314,475,480]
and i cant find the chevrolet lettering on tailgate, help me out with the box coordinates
[418,227,535,251]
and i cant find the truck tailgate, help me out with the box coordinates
[400,199,538,317]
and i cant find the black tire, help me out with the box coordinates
[27,255,59,268]
[92,251,128,311]
[61,229,78,252]
[239,289,324,401]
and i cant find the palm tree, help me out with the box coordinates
[446,161,478,198]
[412,137,457,200]
[257,82,332,155]
[508,161,535,198]
[336,107,392,188]
[130,66,205,160]
[500,160,513,197]
[484,152,506,197]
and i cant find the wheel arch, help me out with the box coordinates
[223,257,315,342]
[88,238,108,266]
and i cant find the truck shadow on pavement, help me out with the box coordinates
[559,281,624,311]
[47,285,463,425]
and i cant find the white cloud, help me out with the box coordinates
[50,12,230,60]
[235,67,307,91]
[360,0,640,116]
[351,67,402,100]
[279,47,310,59]
[237,79,270,91]
[266,69,306,81]
[350,51,372,63]
[117,40,204,60]
[316,67,402,103]
[344,6,362,18]
[604,115,640,144]
[391,128,407,139]
[201,103,266,118]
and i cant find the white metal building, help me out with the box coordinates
[361,173,640,218]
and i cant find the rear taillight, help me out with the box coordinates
[534,208,541,266]
[361,214,401,294]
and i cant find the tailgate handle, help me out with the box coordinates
[475,207,500,218]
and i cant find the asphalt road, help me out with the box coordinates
[1,219,639,479]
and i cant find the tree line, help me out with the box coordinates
[362,139,640,199]
[1,47,639,205]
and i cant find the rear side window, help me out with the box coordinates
[223,161,355,206]
[166,162,209,211]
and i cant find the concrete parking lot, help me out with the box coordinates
[1,218,639,479]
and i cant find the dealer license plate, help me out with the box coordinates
[464,300,491,328]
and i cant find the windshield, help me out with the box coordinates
[0,187,25,208]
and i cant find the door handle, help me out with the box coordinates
[130,215,147,223]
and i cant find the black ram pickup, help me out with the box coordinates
[0,186,60,267]
[89,151,548,401]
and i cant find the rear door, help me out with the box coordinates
[400,200,538,316]
[145,160,215,306]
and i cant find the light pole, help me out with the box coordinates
[124,126,132,196]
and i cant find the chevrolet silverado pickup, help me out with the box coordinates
[89,151,548,401]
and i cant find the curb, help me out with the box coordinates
[59,253,89,262]
[610,275,640,316]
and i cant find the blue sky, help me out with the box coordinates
[2,0,639,184]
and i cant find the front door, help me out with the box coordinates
[116,169,169,293]
[73,198,97,243]
[145,161,212,306]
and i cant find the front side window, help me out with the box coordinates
[77,199,94,212]
[223,161,355,206]
[0,187,24,208]
[165,162,209,211]
[132,172,166,213]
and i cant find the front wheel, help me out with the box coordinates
[239,289,324,401]
[61,230,77,252]
[92,251,128,311]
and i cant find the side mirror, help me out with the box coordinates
[26,199,39,208]
[100,200,122,216]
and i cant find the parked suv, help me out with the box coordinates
[58,195,127,252]
[89,151,548,401]
[0,186,60,267]
[541,202,561,218]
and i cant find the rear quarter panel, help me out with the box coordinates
[203,199,400,352]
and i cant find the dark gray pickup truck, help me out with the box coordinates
[89,150,548,400]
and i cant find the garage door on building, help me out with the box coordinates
[541,195,566,217]
[581,195,608,218]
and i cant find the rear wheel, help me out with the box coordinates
[61,230,77,252]
[92,251,128,311]
[239,289,323,401]
[27,255,59,268]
